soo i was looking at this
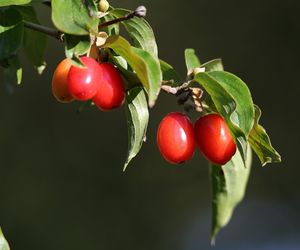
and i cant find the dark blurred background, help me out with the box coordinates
[0,0,299,249]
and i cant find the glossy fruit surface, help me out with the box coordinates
[67,56,102,101]
[92,63,125,111]
[157,112,195,164]
[52,58,74,103]
[194,114,236,165]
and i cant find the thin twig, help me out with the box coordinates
[160,81,192,95]
[23,21,63,41]
[98,6,147,29]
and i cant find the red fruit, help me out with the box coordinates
[67,57,102,101]
[157,112,196,164]
[52,58,74,103]
[92,63,125,111]
[194,114,236,165]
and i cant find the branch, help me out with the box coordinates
[23,21,63,41]
[98,6,147,29]
[160,81,191,95]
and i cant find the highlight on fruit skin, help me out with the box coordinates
[52,58,74,103]
[157,112,196,164]
[67,56,102,101]
[194,113,236,165]
[92,63,125,111]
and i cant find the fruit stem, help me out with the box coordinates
[23,21,63,41]
[98,6,147,29]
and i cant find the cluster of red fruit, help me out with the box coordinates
[157,112,237,165]
[52,56,125,111]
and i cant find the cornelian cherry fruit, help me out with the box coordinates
[93,63,125,111]
[194,114,236,165]
[52,58,74,103]
[157,112,195,164]
[67,56,102,101]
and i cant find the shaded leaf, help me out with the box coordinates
[249,105,281,166]
[65,34,91,59]
[124,87,149,171]
[52,0,99,35]
[16,6,47,74]
[185,48,201,72]
[104,35,162,107]
[0,8,23,60]
[110,8,158,56]
[201,58,224,72]
[195,72,254,162]
[0,228,10,250]
[2,54,22,86]
[160,59,180,85]
[210,145,252,243]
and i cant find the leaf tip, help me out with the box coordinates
[148,100,155,108]
[122,163,128,172]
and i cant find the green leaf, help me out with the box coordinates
[2,54,22,85]
[194,72,255,162]
[0,0,29,6]
[104,35,162,107]
[124,87,149,171]
[208,71,254,135]
[210,145,252,243]
[110,8,158,56]
[160,59,180,85]
[16,6,47,74]
[0,8,24,60]
[0,0,44,7]
[0,228,10,250]
[249,105,281,166]
[201,59,224,72]
[52,0,99,35]
[184,48,201,72]
[65,34,91,59]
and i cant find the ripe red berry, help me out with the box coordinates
[67,56,102,101]
[92,63,125,111]
[157,112,196,164]
[194,114,236,165]
[52,58,74,103]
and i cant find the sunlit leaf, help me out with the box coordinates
[0,228,10,250]
[185,48,201,72]
[0,0,45,6]
[52,0,99,35]
[104,35,162,107]
[195,72,254,162]
[110,8,158,56]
